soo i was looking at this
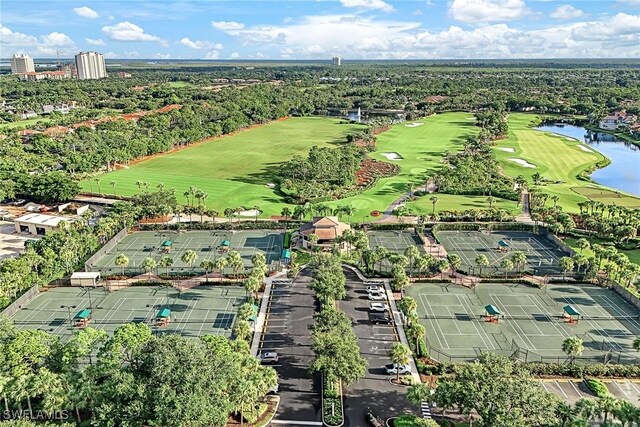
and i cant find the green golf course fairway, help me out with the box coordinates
[493,114,640,212]
[80,117,363,216]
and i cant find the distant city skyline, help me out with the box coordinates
[1,0,639,60]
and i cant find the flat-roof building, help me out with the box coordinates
[14,213,73,236]
[11,54,35,74]
[75,51,107,80]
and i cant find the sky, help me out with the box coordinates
[1,0,640,60]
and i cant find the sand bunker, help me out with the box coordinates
[237,209,262,217]
[405,122,424,128]
[381,152,404,160]
[508,158,536,168]
[576,145,592,153]
[496,147,515,153]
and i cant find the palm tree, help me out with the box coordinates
[407,323,426,355]
[200,260,215,282]
[142,257,157,281]
[94,178,101,194]
[224,207,236,223]
[158,255,174,276]
[598,395,620,425]
[577,239,591,254]
[389,343,412,383]
[633,336,640,352]
[511,251,527,273]
[613,400,636,427]
[487,196,495,209]
[227,251,245,278]
[475,254,489,276]
[447,254,461,279]
[574,398,598,423]
[404,246,420,277]
[500,258,514,279]
[559,256,575,280]
[555,402,574,427]
[110,180,117,196]
[407,383,430,411]
[115,254,129,275]
[561,336,584,364]
[281,206,292,230]
[429,196,439,214]
[213,257,228,277]
[181,250,198,272]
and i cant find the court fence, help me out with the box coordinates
[2,284,39,317]
[85,227,128,272]
[424,334,640,365]
[611,280,640,311]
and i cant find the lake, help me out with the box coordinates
[536,123,639,197]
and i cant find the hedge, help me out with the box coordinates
[585,378,609,397]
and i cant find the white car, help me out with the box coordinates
[385,363,411,375]
[368,293,386,301]
[369,302,389,312]
[366,285,383,293]
[259,352,279,364]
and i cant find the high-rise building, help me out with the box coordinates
[10,54,35,74]
[75,51,107,80]
[332,56,342,66]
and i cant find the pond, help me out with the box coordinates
[535,123,640,197]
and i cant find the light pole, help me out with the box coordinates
[61,305,77,330]
[86,286,94,310]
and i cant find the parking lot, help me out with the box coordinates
[258,272,321,425]
[540,379,640,405]
[338,269,414,425]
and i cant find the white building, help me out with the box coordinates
[14,213,73,236]
[10,54,35,74]
[75,52,107,80]
[332,56,342,66]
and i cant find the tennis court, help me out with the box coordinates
[9,284,247,340]
[90,230,283,275]
[367,230,425,254]
[406,282,640,364]
[435,230,567,276]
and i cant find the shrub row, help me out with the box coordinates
[138,221,296,231]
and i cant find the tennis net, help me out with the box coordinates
[421,314,640,322]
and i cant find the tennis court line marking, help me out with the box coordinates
[457,294,494,350]
[418,294,448,349]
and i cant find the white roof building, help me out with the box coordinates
[14,213,74,235]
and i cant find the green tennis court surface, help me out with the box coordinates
[406,282,640,364]
[436,230,567,276]
[89,230,283,275]
[9,285,246,340]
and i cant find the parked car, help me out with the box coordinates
[366,285,383,293]
[267,383,279,394]
[369,312,392,325]
[367,292,386,301]
[259,351,279,364]
[365,407,384,427]
[369,302,390,312]
[385,363,411,375]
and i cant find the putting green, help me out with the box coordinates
[80,117,363,216]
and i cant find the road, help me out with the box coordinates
[258,271,322,425]
[338,268,415,426]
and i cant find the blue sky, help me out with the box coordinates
[1,0,639,59]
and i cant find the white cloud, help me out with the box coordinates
[550,5,583,20]
[102,21,164,45]
[230,52,241,59]
[180,37,222,50]
[219,12,640,59]
[86,38,105,46]
[0,24,38,47]
[617,0,640,5]
[339,0,395,12]
[41,32,75,47]
[413,9,423,16]
[204,50,220,59]
[154,53,171,59]
[73,6,99,19]
[212,21,245,31]
[449,0,530,24]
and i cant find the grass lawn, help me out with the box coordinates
[320,112,518,220]
[81,117,362,217]
[166,81,193,88]
[406,193,520,216]
[0,117,51,129]
[563,236,640,266]
[493,114,640,212]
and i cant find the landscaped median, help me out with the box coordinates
[307,255,367,427]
